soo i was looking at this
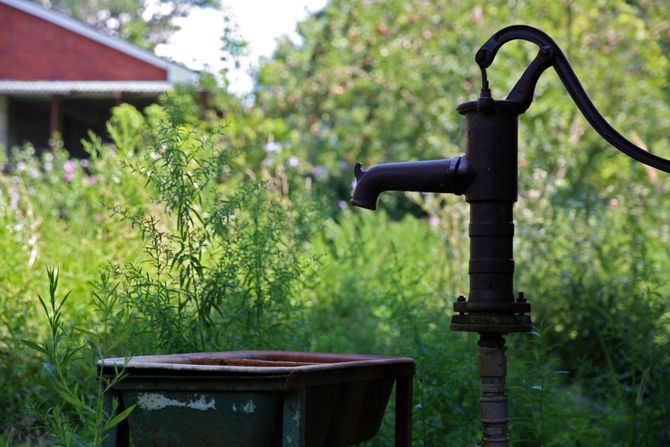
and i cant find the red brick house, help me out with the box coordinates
[0,0,196,155]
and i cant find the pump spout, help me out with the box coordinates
[350,155,475,210]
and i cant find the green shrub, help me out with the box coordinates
[10,99,323,444]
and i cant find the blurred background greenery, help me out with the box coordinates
[1,0,670,445]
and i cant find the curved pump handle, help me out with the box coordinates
[476,25,670,173]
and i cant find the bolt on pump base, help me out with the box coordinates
[351,25,670,447]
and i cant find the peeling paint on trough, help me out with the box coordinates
[241,399,255,414]
[136,393,216,411]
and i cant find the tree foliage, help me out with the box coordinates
[256,0,670,204]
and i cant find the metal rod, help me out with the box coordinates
[478,334,509,447]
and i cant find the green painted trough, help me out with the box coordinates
[98,350,415,446]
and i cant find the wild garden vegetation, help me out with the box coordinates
[2,0,670,445]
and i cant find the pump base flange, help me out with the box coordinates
[450,313,532,333]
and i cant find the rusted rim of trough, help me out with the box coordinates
[98,350,415,375]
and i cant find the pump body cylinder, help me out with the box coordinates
[464,106,517,313]
[451,100,530,333]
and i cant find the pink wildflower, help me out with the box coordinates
[64,160,77,173]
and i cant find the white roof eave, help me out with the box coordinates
[0,80,175,94]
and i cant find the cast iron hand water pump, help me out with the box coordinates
[351,25,670,446]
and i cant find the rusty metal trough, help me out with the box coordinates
[98,350,415,447]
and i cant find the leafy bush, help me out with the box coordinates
[95,101,322,355]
